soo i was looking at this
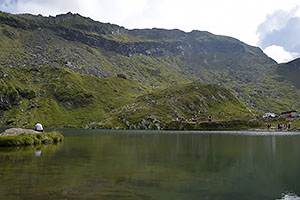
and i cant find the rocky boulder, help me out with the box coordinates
[0,128,39,136]
[0,128,64,146]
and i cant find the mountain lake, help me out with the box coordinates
[0,128,300,200]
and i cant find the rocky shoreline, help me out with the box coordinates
[0,128,64,146]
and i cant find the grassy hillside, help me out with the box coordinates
[97,83,254,129]
[0,66,149,128]
[291,118,300,130]
[249,58,300,113]
[276,58,300,89]
[1,11,300,122]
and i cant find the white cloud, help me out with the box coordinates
[256,7,300,62]
[257,7,300,49]
[257,6,299,38]
[263,45,299,63]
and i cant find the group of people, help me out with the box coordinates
[277,122,291,131]
[266,122,291,131]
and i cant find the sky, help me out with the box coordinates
[1,0,300,63]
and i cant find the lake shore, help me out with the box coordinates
[0,128,64,146]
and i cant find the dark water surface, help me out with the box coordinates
[1,129,300,200]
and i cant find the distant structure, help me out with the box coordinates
[280,110,298,118]
[263,112,276,118]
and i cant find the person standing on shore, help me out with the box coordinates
[278,123,281,131]
[34,123,43,132]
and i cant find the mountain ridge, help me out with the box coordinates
[0,11,276,88]
[1,11,300,128]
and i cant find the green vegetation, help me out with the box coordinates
[1,11,300,129]
[287,118,300,130]
[97,83,254,130]
[276,58,300,89]
[0,131,63,146]
[0,66,149,128]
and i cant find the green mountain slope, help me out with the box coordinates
[0,66,149,127]
[276,58,300,89]
[0,13,274,97]
[1,11,300,123]
[98,83,253,129]
[249,58,300,113]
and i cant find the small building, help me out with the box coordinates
[263,112,276,118]
[280,110,298,118]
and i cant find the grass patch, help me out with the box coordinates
[97,83,254,129]
[0,131,64,146]
[0,66,149,128]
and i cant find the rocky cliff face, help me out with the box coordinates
[0,11,274,76]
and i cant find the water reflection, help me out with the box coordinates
[0,143,63,161]
[278,192,300,200]
[0,130,300,200]
[34,150,42,157]
[272,136,276,156]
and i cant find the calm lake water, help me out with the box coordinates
[1,129,300,200]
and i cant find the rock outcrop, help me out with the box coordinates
[0,128,64,146]
[0,128,39,136]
